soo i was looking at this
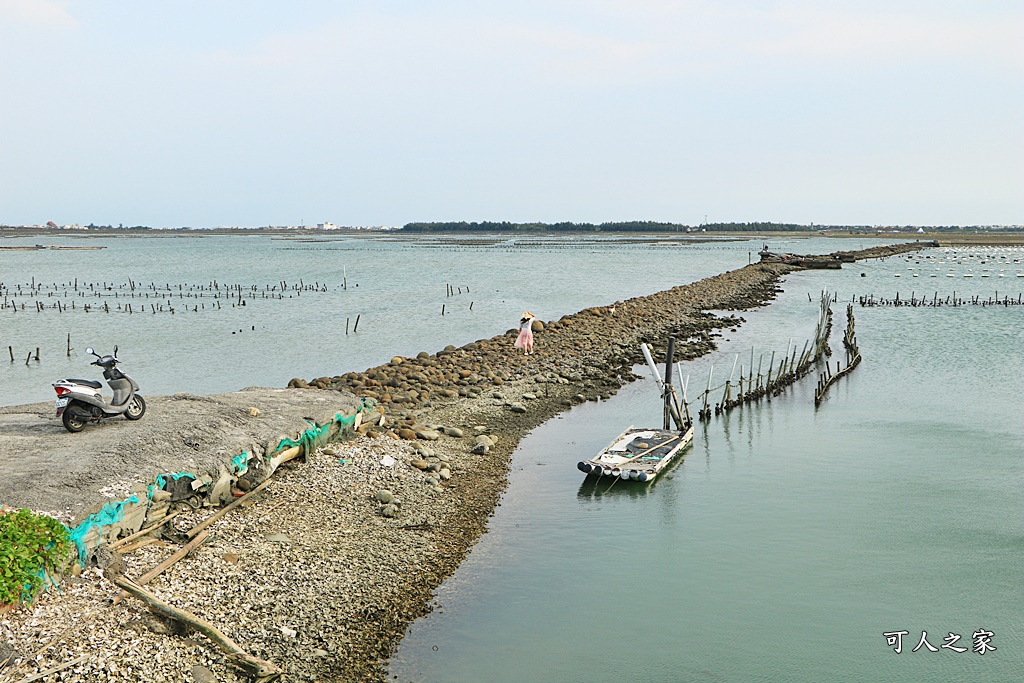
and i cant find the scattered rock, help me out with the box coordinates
[375,490,395,503]
[192,664,218,683]
[266,533,294,544]
[380,503,400,518]
[508,403,527,414]
[0,643,18,669]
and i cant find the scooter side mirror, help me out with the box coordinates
[85,347,95,355]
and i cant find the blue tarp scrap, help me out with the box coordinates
[272,413,352,457]
[67,495,140,567]
[148,471,196,500]
[271,400,377,459]
[232,451,251,475]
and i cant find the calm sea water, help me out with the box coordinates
[1,232,872,405]
[388,245,1024,682]
[5,234,1023,681]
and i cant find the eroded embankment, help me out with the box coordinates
[0,389,363,520]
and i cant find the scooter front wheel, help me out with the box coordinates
[62,409,87,433]
[125,394,146,420]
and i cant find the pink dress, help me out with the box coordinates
[514,318,534,350]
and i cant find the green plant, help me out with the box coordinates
[0,509,71,605]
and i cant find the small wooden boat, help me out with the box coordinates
[577,424,693,482]
[577,338,693,483]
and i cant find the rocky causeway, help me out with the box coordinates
[0,242,926,682]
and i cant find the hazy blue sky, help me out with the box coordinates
[1,1,1020,227]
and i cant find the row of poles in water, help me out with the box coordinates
[685,292,858,420]
[0,278,332,315]
[1,277,332,294]
[5,334,74,365]
[856,290,1024,307]
[814,305,862,406]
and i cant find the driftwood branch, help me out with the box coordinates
[186,475,276,540]
[184,444,304,540]
[109,510,182,550]
[111,531,209,605]
[103,558,282,682]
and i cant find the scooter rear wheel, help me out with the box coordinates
[62,409,87,433]
[125,394,146,420]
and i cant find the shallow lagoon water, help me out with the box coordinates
[389,248,1024,682]
[5,234,1023,681]
[1,233,877,405]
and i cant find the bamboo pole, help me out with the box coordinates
[111,530,209,605]
[109,511,182,549]
[185,475,277,540]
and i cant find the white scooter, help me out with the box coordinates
[53,347,146,432]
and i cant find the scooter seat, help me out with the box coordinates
[67,378,103,389]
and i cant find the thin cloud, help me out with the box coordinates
[194,14,659,93]
[749,5,1024,67]
[0,0,76,27]
[589,0,1024,69]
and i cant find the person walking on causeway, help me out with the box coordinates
[514,311,536,355]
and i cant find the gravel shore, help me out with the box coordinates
[0,243,927,683]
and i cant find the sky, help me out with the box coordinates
[0,0,1021,228]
